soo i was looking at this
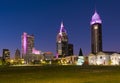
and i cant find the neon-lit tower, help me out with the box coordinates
[90,10,102,54]
[56,22,68,58]
[21,32,34,58]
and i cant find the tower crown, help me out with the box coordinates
[90,10,102,25]
[59,22,66,34]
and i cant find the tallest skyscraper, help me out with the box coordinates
[90,10,102,54]
[56,22,68,58]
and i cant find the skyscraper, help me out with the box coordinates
[21,32,34,58]
[90,10,102,54]
[56,22,68,58]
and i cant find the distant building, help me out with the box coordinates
[88,51,120,65]
[96,52,110,65]
[32,48,41,55]
[56,22,68,58]
[61,55,78,65]
[90,10,102,54]
[21,32,34,58]
[88,53,96,65]
[88,10,120,66]
[68,44,74,56]
[24,54,44,64]
[2,49,10,60]
[14,48,21,60]
[44,52,54,60]
[110,53,120,65]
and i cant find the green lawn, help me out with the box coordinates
[0,65,120,83]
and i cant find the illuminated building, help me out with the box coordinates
[88,10,120,66]
[110,53,120,65]
[32,48,41,55]
[68,44,74,56]
[56,22,68,58]
[96,52,110,65]
[2,49,10,60]
[14,48,20,60]
[90,10,102,54]
[21,32,34,58]
[88,53,96,65]
[44,52,54,60]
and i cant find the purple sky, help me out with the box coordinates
[0,0,120,57]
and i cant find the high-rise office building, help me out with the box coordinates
[90,10,102,54]
[68,44,74,56]
[2,49,10,60]
[21,32,34,58]
[56,22,68,58]
[15,48,20,60]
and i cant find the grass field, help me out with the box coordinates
[0,65,120,83]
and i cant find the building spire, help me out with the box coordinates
[59,21,66,34]
[61,21,64,29]
[90,10,102,25]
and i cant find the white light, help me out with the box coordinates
[94,25,98,29]
[103,57,106,60]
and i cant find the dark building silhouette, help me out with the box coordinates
[90,10,102,54]
[2,49,10,60]
[56,22,68,58]
[15,48,21,60]
[79,48,83,56]
[68,44,74,56]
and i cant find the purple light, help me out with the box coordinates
[56,53,58,58]
[23,32,27,54]
[90,11,102,25]
[32,48,40,54]
[59,22,66,35]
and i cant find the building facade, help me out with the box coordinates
[88,52,120,65]
[68,44,74,56]
[90,10,102,54]
[21,32,34,58]
[14,48,21,60]
[2,49,10,61]
[56,22,68,58]
[110,53,120,65]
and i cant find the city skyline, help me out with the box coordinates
[0,0,120,57]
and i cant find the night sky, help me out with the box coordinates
[0,0,120,57]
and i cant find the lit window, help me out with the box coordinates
[94,25,98,29]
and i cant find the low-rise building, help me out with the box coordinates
[88,53,96,65]
[88,52,120,65]
[110,53,120,65]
